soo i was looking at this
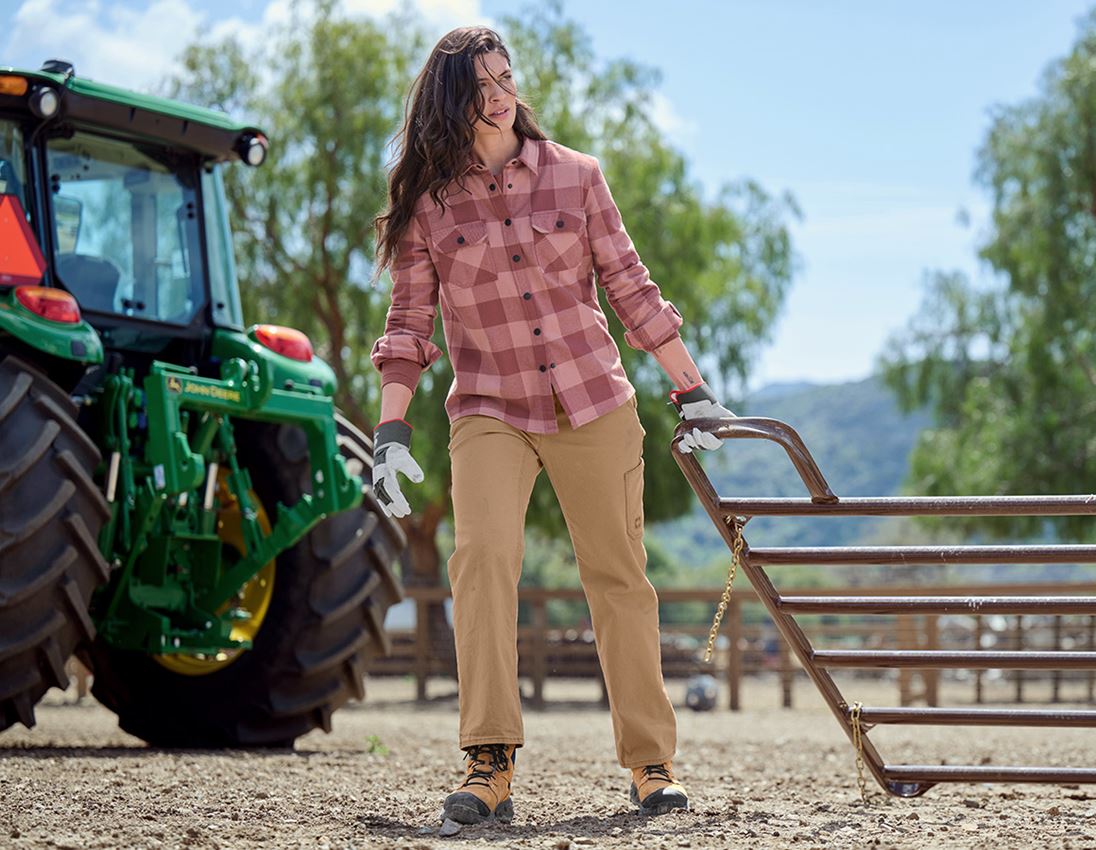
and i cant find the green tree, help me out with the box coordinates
[166,1,798,599]
[881,11,1096,541]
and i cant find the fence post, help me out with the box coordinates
[1013,615,1024,704]
[415,595,430,702]
[898,616,916,706]
[531,599,547,710]
[974,616,984,704]
[778,634,793,709]
[1052,615,1062,703]
[727,597,742,711]
[1089,616,1095,703]
[924,614,939,707]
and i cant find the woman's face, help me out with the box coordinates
[471,50,516,136]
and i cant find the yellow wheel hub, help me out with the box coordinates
[154,469,276,675]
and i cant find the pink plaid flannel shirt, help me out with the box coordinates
[369,136,684,433]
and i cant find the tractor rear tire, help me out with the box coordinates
[88,417,404,747]
[0,355,111,732]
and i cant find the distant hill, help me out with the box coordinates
[743,380,820,405]
[647,375,932,571]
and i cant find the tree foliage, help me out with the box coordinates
[167,0,799,577]
[881,11,1096,540]
[168,0,427,433]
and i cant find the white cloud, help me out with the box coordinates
[342,0,490,34]
[649,90,698,147]
[343,0,400,16]
[4,0,486,95]
[205,0,295,55]
[412,0,486,30]
[5,0,204,91]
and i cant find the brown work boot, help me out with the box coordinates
[629,761,689,815]
[442,744,517,824]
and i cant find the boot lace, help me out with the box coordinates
[641,764,673,784]
[460,744,511,790]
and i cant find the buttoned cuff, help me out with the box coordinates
[623,301,684,352]
[379,358,423,393]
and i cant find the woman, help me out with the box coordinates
[369,26,733,826]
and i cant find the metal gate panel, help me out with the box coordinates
[673,415,1096,797]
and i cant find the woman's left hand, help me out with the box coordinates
[668,382,736,453]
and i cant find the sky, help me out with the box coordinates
[2,0,1093,390]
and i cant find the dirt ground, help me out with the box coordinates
[2,674,1096,850]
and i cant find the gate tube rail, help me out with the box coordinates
[672,415,1096,797]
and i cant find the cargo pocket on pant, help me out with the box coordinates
[624,458,645,540]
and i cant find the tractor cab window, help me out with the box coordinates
[45,131,205,324]
[0,120,28,211]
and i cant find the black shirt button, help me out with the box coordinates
[457,236,465,244]
[507,183,512,188]
[489,183,496,191]
[504,218,512,226]
[523,292,531,300]
[539,365,546,373]
[512,254,521,262]
[533,328,541,335]
[550,363,556,368]
[556,219,564,228]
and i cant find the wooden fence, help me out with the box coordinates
[365,582,1096,710]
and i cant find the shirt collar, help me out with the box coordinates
[462,135,540,177]
[516,135,540,174]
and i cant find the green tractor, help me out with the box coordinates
[0,60,406,746]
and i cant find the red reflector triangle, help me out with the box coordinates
[0,194,46,287]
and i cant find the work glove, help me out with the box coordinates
[668,381,736,453]
[372,418,423,518]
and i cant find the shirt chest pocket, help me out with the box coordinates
[432,221,497,288]
[531,209,587,274]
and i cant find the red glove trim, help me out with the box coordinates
[668,381,704,403]
[376,417,413,429]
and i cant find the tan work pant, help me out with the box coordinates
[446,389,677,768]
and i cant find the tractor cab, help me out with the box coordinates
[0,60,265,365]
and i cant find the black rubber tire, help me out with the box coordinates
[88,416,405,747]
[0,355,111,732]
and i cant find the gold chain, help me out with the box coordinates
[704,517,745,664]
[849,701,869,804]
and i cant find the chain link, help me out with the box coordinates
[849,701,869,804]
[703,517,745,664]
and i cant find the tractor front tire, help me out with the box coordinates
[88,419,404,747]
[0,355,111,732]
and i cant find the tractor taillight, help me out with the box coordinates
[15,286,81,324]
[255,324,313,362]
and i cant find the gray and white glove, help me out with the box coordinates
[668,381,736,453]
[372,418,424,518]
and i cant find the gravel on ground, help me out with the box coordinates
[2,675,1096,849]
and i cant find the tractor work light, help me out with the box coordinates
[236,133,268,167]
[254,324,313,362]
[28,86,60,119]
[0,76,28,96]
[14,286,81,324]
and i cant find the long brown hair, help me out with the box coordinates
[372,26,546,281]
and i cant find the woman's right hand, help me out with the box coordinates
[372,418,424,518]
